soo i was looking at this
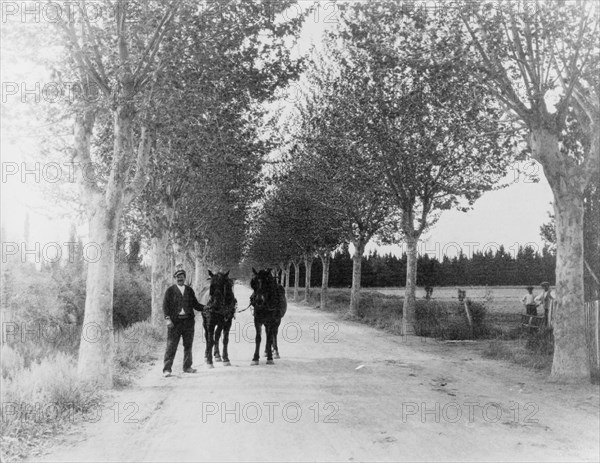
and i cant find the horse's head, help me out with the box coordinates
[207,270,235,309]
[250,267,277,309]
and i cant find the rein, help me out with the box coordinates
[237,303,252,313]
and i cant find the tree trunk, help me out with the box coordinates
[320,252,330,310]
[193,241,209,295]
[172,242,186,270]
[77,205,122,387]
[169,244,176,279]
[303,255,313,304]
[551,190,588,380]
[285,261,291,298]
[530,127,591,381]
[77,95,149,386]
[151,232,170,326]
[402,236,418,336]
[184,249,196,286]
[293,261,300,302]
[349,241,365,317]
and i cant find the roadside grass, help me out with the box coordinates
[483,327,554,371]
[113,321,166,388]
[1,320,166,462]
[296,287,490,340]
[302,288,404,335]
[292,286,554,371]
[0,351,102,462]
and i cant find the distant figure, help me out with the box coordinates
[457,289,466,302]
[424,285,433,300]
[522,286,537,315]
[535,281,553,325]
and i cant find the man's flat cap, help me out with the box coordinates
[174,269,186,278]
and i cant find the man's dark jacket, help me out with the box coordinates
[163,285,204,320]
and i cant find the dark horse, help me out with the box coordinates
[202,270,237,368]
[249,268,287,365]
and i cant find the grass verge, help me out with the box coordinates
[482,327,554,372]
[1,320,166,462]
[294,286,554,372]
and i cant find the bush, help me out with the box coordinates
[113,266,151,329]
[414,299,490,340]
[1,259,156,461]
[305,288,490,339]
[307,288,402,327]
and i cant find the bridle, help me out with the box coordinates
[205,276,237,319]
[249,273,278,313]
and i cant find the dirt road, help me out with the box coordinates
[37,284,599,462]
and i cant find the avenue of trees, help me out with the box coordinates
[246,1,599,381]
[5,0,597,385]
[23,0,306,387]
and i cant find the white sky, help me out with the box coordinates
[0,1,554,263]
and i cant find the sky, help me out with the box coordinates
[0,1,555,264]
[372,172,554,259]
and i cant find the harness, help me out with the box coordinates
[248,272,286,318]
[247,287,282,316]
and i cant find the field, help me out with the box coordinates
[372,286,532,314]
[301,285,537,337]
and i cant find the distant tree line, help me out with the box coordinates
[288,244,556,288]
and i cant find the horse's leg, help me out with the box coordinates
[206,320,215,368]
[272,318,281,359]
[251,320,261,365]
[203,315,209,361]
[222,319,231,366]
[213,321,222,362]
[265,322,274,364]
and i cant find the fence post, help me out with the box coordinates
[585,300,600,382]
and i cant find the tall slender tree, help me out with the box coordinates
[53,0,179,386]
[289,42,395,317]
[334,3,516,333]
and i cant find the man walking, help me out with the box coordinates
[163,269,204,377]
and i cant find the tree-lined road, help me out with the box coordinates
[37,285,599,462]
